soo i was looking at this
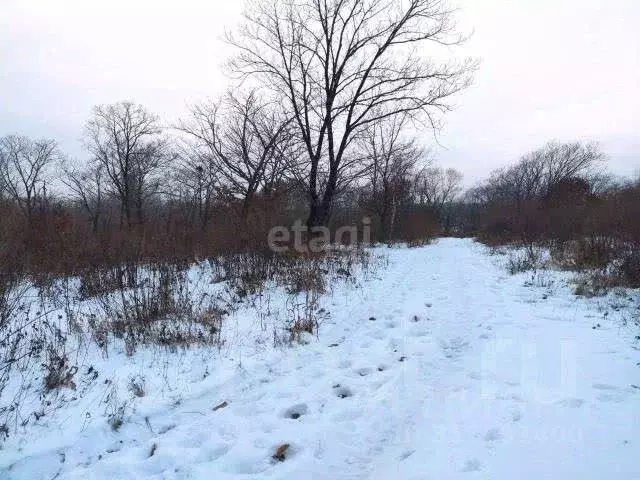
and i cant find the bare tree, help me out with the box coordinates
[228,0,476,227]
[178,90,294,219]
[172,146,219,230]
[362,115,424,241]
[474,141,605,212]
[415,166,463,231]
[468,140,607,241]
[61,162,105,232]
[84,102,169,227]
[537,142,605,193]
[415,167,462,207]
[0,135,60,221]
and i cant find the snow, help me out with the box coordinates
[1,238,639,479]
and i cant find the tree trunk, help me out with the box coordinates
[307,169,337,229]
[307,202,331,230]
[388,191,397,244]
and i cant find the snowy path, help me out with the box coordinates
[3,239,640,479]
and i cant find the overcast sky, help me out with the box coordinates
[1,0,638,185]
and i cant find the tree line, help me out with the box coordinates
[467,141,640,288]
[0,0,475,278]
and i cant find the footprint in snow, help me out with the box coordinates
[282,403,308,420]
[410,328,430,338]
[399,449,415,460]
[387,338,402,351]
[484,427,502,442]
[467,371,482,380]
[369,330,387,340]
[510,410,522,422]
[333,385,354,398]
[440,337,469,359]
[462,459,482,472]
[203,444,231,462]
[338,359,352,369]
[556,397,585,408]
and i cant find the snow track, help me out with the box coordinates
[2,238,639,479]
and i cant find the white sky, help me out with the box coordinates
[1,0,638,184]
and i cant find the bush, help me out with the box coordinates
[284,261,326,294]
[78,266,137,299]
[43,349,78,392]
[91,263,228,355]
[128,375,146,398]
[507,245,542,274]
[550,238,616,271]
[617,252,640,288]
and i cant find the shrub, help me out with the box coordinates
[289,316,316,340]
[89,263,231,354]
[550,238,616,271]
[43,349,78,392]
[105,384,128,432]
[284,261,326,294]
[128,375,146,398]
[507,245,542,274]
[617,252,640,288]
[78,266,136,299]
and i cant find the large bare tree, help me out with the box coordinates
[228,0,475,227]
[84,102,169,227]
[0,135,60,221]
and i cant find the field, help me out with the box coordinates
[1,238,638,479]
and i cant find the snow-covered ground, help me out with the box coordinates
[1,238,639,479]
